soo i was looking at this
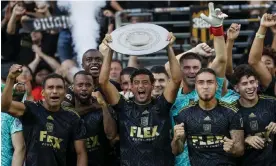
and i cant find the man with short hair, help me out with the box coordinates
[118,67,138,99]
[172,68,244,166]
[1,64,88,166]
[99,32,182,166]
[110,60,123,83]
[231,64,276,166]
[166,3,229,165]
[150,65,169,98]
[63,70,117,166]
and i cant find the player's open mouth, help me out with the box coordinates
[80,93,89,98]
[90,66,99,72]
[50,96,60,101]
[245,90,255,96]
[138,91,146,98]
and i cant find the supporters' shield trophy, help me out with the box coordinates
[108,23,169,56]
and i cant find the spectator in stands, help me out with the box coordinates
[109,60,123,83]
[150,66,169,98]
[248,13,276,97]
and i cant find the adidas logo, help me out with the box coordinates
[249,113,256,118]
[47,116,54,120]
[204,116,211,121]
[142,110,149,115]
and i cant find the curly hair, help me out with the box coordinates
[231,64,258,85]
[262,46,276,65]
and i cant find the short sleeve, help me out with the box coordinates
[229,112,243,131]
[157,94,173,114]
[72,118,86,140]
[11,118,23,134]
[215,77,225,99]
[111,95,126,112]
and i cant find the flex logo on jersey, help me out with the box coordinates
[130,126,160,141]
[86,135,100,151]
[39,131,63,149]
[190,135,224,149]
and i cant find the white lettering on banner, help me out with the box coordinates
[31,16,70,31]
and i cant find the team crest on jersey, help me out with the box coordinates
[46,122,54,132]
[141,117,149,127]
[249,120,258,131]
[66,94,72,101]
[203,124,211,132]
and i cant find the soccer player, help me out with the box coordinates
[110,60,123,83]
[63,49,122,107]
[63,70,117,166]
[231,64,276,165]
[99,32,182,166]
[248,13,276,97]
[1,64,88,166]
[1,113,25,166]
[150,66,169,98]
[172,68,244,166]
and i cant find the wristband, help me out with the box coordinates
[255,33,265,39]
[209,26,224,36]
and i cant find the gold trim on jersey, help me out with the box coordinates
[178,100,197,114]
[218,100,239,113]
[259,95,276,100]
[62,106,80,118]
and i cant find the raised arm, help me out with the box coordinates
[163,33,182,103]
[271,26,276,50]
[171,123,186,155]
[1,64,26,117]
[7,4,25,35]
[200,2,228,78]
[92,91,117,140]
[99,35,121,105]
[226,23,241,77]
[128,56,139,68]
[248,13,276,88]
[32,45,61,71]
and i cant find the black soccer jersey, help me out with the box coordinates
[20,101,86,166]
[81,109,111,166]
[262,76,276,97]
[235,95,276,166]
[174,100,243,166]
[112,94,174,166]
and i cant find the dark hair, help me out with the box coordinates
[112,60,122,68]
[231,64,258,85]
[130,68,155,83]
[42,73,65,88]
[120,67,138,76]
[150,66,169,77]
[196,68,217,78]
[83,49,99,56]
[179,52,203,66]
[73,70,92,81]
[262,46,276,65]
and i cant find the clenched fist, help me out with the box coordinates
[8,64,23,79]
[173,123,185,141]
[223,137,234,153]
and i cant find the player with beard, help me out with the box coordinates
[172,68,244,166]
[1,64,87,166]
[150,66,169,98]
[166,3,228,165]
[63,49,121,107]
[231,64,276,166]
[99,32,182,166]
[63,71,117,166]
